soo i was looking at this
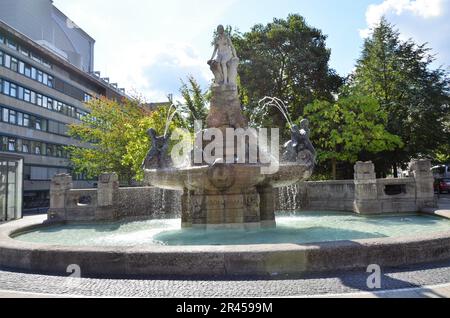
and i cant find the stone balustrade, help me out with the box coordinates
[47,160,437,223]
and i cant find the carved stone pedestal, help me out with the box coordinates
[181,186,276,229]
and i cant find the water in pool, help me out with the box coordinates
[15,212,450,247]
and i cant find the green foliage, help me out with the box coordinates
[232,14,343,129]
[304,95,403,179]
[177,76,208,132]
[67,97,178,184]
[348,18,450,172]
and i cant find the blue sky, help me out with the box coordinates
[53,0,450,101]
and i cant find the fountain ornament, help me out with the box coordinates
[143,25,316,229]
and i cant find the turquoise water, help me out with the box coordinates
[15,212,450,247]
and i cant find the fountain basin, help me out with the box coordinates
[144,163,314,229]
[2,212,450,277]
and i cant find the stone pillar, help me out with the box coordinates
[48,174,73,222]
[258,185,276,228]
[353,161,381,214]
[409,159,437,210]
[96,173,119,220]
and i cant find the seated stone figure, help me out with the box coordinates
[282,119,316,166]
[208,25,239,87]
[142,129,172,169]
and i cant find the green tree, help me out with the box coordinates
[68,97,178,184]
[177,76,208,132]
[232,14,342,129]
[304,95,403,179]
[348,18,450,176]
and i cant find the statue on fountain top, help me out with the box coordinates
[208,25,239,88]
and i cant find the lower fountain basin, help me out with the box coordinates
[14,212,450,247]
[1,212,450,278]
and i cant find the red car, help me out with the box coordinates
[434,178,450,194]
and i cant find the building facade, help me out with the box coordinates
[0,1,127,210]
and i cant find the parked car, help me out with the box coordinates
[434,178,450,194]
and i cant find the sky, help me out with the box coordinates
[53,0,450,102]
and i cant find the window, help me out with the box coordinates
[24,65,31,77]
[8,138,16,152]
[36,94,43,106]
[0,51,3,65]
[0,34,4,44]
[23,114,30,127]
[9,110,16,124]
[22,140,30,153]
[2,80,10,95]
[17,86,24,100]
[10,57,18,72]
[23,89,31,102]
[17,112,23,126]
[47,98,53,109]
[47,75,54,88]
[2,108,8,123]
[4,54,10,68]
[37,70,43,82]
[10,83,17,97]
[18,61,25,74]
[31,67,37,80]
[33,141,42,155]
[19,47,29,57]
[34,117,42,130]
[7,39,17,50]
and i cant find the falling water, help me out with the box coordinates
[252,96,294,129]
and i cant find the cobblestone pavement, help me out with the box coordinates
[1,260,450,297]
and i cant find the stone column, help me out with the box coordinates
[409,159,437,210]
[96,173,119,221]
[258,185,276,228]
[353,161,381,214]
[48,174,73,222]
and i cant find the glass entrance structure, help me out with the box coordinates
[0,155,23,221]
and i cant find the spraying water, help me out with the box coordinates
[252,97,294,129]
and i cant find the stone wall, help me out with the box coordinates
[47,160,437,223]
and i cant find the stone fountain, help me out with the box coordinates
[144,25,316,229]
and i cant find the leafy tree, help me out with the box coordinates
[304,95,403,179]
[348,18,450,176]
[232,14,342,129]
[177,76,208,132]
[67,97,178,184]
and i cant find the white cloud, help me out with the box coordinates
[360,0,446,37]
[359,0,450,69]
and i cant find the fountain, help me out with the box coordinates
[0,25,447,279]
[143,25,316,229]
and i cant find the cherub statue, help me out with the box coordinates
[142,129,172,169]
[208,25,239,86]
[282,119,316,165]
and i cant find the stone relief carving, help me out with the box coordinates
[142,129,172,169]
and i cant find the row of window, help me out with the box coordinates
[0,50,54,88]
[0,135,69,158]
[0,32,51,69]
[0,78,88,120]
[1,105,69,136]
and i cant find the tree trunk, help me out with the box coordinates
[332,158,337,180]
[393,164,398,178]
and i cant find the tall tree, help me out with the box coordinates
[177,76,208,132]
[67,98,178,184]
[304,95,403,180]
[232,14,342,129]
[348,18,450,176]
